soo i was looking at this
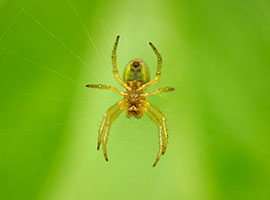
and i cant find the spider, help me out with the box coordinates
[86,35,174,167]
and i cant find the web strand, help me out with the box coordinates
[12,0,95,76]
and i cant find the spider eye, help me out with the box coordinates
[132,61,140,68]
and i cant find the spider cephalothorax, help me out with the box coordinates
[86,36,174,167]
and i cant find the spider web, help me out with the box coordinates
[0,0,270,200]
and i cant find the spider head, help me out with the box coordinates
[123,59,150,83]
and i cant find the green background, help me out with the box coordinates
[1,0,270,199]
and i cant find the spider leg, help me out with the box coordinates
[139,42,162,91]
[112,35,130,91]
[143,106,163,167]
[102,106,125,161]
[97,100,124,150]
[144,87,175,97]
[86,84,126,96]
[146,101,168,155]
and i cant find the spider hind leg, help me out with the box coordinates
[147,103,168,155]
[102,106,124,161]
[143,103,165,167]
[97,100,124,156]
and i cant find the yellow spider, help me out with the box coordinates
[86,35,174,167]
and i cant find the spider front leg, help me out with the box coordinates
[139,42,162,91]
[112,35,130,91]
[143,105,163,167]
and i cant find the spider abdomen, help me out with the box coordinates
[123,59,150,83]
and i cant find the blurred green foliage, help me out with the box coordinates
[0,0,270,200]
